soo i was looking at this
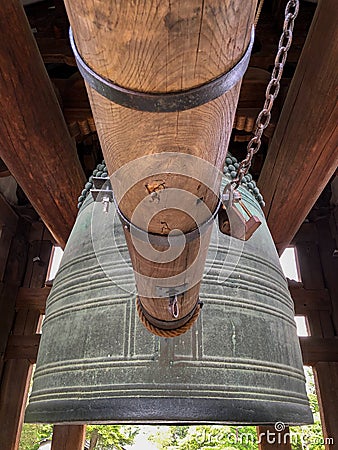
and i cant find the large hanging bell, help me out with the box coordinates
[25,161,312,425]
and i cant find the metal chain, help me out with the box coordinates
[232,0,300,189]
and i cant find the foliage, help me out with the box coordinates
[86,425,139,450]
[148,422,326,450]
[19,424,53,450]
[290,422,325,450]
[18,424,138,450]
[304,366,319,414]
[149,425,258,450]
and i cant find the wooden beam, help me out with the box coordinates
[0,222,29,377]
[0,232,52,450]
[300,337,338,365]
[5,334,40,363]
[15,287,51,314]
[294,222,337,449]
[258,0,338,253]
[0,194,18,231]
[51,425,86,450]
[313,217,338,449]
[0,310,41,450]
[36,37,76,66]
[314,363,338,449]
[0,360,33,450]
[288,284,331,315]
[0,0,85,249]
[65,0,258,326]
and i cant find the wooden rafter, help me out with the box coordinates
[258,0,338,253]
[0,0,85,249]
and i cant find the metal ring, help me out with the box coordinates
[137,296,200,330]
[69,26,254,113]
[115,195,222,247]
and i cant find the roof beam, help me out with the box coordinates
[258,0,338,254]
[0,0,85,248]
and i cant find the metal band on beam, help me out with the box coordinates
[90,176,222,247]
[70,26,255,113]
[137,296,201,330]
[116,195,222,247]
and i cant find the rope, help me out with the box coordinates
[254,0,265,27]
[136,299,201,338]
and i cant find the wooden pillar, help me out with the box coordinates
[0,195,19,379]
[294,222,337,450]
[0,223,52,450]
[0,0,85,249]
[258,0,338,254]
[313,217,338,448]
[51,425,86,450]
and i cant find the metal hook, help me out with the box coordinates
[168,295,179,319]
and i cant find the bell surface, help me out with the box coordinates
[25,169,313,425]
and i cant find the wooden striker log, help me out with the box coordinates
[64,1,257,329]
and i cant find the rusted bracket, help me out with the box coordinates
[219,183,261,240]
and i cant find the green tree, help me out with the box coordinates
[149,425,257,450]
[86,425,139,450]
[19,424,53,450]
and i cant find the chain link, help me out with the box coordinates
[232,0,300,188]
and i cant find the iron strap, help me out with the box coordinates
[69,26,255,113]
[116,195,222,247]
[90,176,221,246]
[136,296,201,330]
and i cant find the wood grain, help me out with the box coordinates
[5,334,41,362]
[314,363,338,449]
[63,0,256,224]
[293,222,337,449]
[15,287,51,314]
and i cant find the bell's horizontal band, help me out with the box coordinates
[70,26,255,112]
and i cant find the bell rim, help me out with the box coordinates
[25,397,313,426]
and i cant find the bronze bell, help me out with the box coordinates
[25,163,313,425]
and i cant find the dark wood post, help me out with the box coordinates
[294,220,337,450]
[51,425,86,450]
[0,218,52,450]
